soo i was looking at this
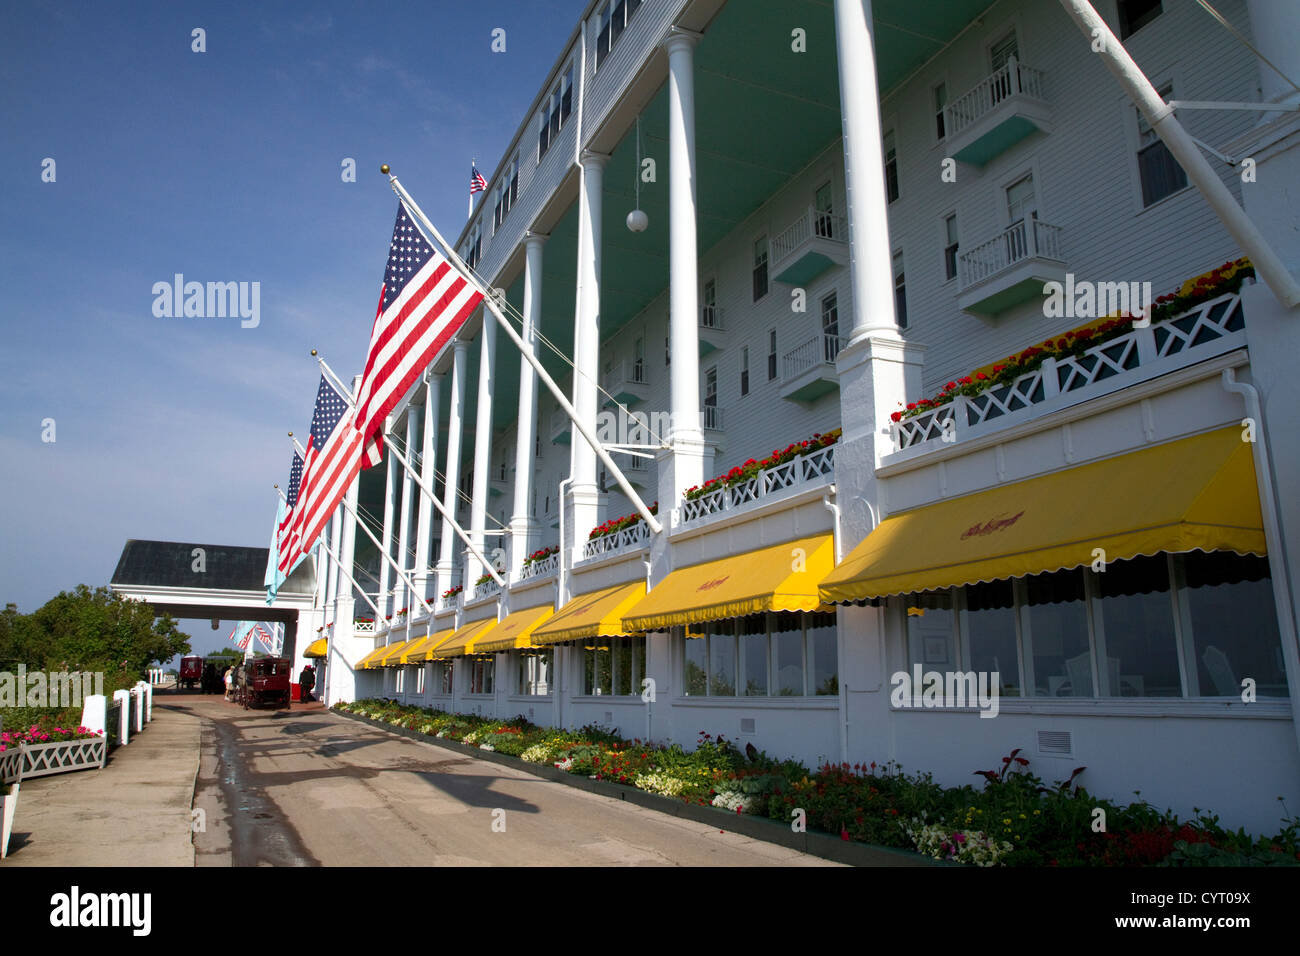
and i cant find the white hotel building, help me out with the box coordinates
[301,0,1300,834]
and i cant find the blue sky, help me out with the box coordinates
[1,0,581,655]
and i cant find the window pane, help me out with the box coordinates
[809,612,838,696]
[1098,556,1180,696]
[683,630,707,696]
[596,646,612,695]
[708,622,736,696]
[614,639,633,695]
[739,614,768,696]
[907,592,955,669]
[964,580,1020,696]
[1183,552,1288,697]
[633,636,646,692]
[1138,142,1187,206]
[1026,569,1092,697]
[772,612,804,695]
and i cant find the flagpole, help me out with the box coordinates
[313,352,507,587]
[468,158,475,220]
[383,167,664,536]
[277,485,383,620]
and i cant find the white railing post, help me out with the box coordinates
[80,694,107,737]
[113,690,130,745]
[1040,357,1061,399]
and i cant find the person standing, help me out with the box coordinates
[299,664,316,703]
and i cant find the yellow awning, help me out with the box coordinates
[304,638,328,658]
[621,534,834,632]
[355,645,387,670]
[429,618,498,659]
[820,426,1265,604]
[533,581,647,645]
[375,640,412,668]
[415,628,457,661]
[474,604,556,653]
[399,635,438,664]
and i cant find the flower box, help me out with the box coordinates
[20,737,107,779]
[1,782,18,860]
[0,746,21,785]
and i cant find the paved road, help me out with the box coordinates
[179,696,839,867]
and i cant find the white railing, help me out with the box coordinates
[945,57,1048,140]
[436,592,462,612]
[891,291,1247,451]
[702,405,724,430]
[473,577,502,601]
[679,444,836,525]
[772,206,849,264]
[782,333,842,383]
[701,305,726,330]
[581,519,651,561]
[958,219,1064,290]
[354,620,376,634]
[518,552,560,581]
[604,359,649,396]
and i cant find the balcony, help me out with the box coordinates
[957,219,1066,317]
[550,408,571,445]
[602,359,650,408]
[490,463,509,498]
[678,445,836,529]
[780,333,842,404]
[579,519,651,563]
[472,575,502,602]
[699,306,727,356]
[945,58,1052,167]
[518,552,559,582]
[891,290,1247,453]
[602,454,652,491]
[771,206,848,286]
[701,404,724,432]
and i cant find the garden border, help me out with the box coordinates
[330,708,943,868]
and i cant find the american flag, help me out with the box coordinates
[275,452,305,575]
[279,376,364,572]
[230,622,253,652]
[470,165,487,194]
[352,201,483,468]
[253,623,277,654]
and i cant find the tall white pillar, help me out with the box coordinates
[413,372,442,604]
[377,418,396,621]
[834,0,900,341]
[570,150,609,545]
[330,454,361,704]
[324,511,339,610]
[1247,0,1300,107]
[436,340,470,595]
[467,309,498,586]
[329,508,345,618]
[511,233,547,577]
[393,407,417,616]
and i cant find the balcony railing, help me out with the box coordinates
[701,305,726,330]
[473,576,503,602]
[701,405,724,431]
[782,333,842,383]
[518,552,559,581]
[771,206,849,264]
[580,519,651,561]
[945,57,1047,141]
[891,291,1247,452]
[354,620,376,634]
[958,219,1064,290]
[679,445,836,525]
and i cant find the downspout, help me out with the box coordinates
[557,475,573,730]
[1056,0,1300,308]
[1221,368,1300,758]
[644,557,653,744]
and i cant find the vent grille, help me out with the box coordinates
[740,718,756,735]
[1037,730,1072,755]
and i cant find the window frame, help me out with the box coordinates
[767,328,778,381]
[892,250,907,329]
[942,212,960,283]
[1117,0,1162,40]
[678,612,839,699]
[752,235,769,302]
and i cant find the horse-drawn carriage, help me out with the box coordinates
[236,657,292,710]
[178,655,203,691]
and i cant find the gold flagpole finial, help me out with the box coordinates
[380,164,391,175]
[310,349,318,356]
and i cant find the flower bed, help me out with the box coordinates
[684,429,840,501]
[333,700,1299,866]
[893,259,1255,422]
[588,502,658,541]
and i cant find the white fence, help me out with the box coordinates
[958,218,1064,290]
[945,56,1047,140]
[679,445,836,526]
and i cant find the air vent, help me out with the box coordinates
[527,707,535,720]
[603,711,613,725]
[740,718,756,735]
[1037,730,1072,756]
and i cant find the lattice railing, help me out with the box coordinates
[0,747,21,784]
[354,620,376,634]
[679,445,836,524]
[581,520,651,561]
[473,577,503,602]
[518,553,559,581]
[20,737,107,779]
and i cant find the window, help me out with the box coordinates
[431,662,453,695]
[539,65,574,160]
[767,329,777,381]
[665,332,671,367]
[682,612,838,697]
[1118,0,1162,40]
[740,347,750,396]
[595,0,643,69]
[465,228,482,270]
[492,157,518,233]
[632,336,645,382]
[469,656,494,695]
[752,236,769,301]
[933,82,948,140]
[517,649,552,695]
[943,214,959,281]
[702,278,719,327]
[990,29,1019,103]
[582,636,645,695]
[821,292,840,361]
[814,182,835,239]
[883,130,899,203]
[415,666,425,695]
[1137,83,1188,207]
[899,552,1289,702]
[704,366,717,409]
[395,668,405,693]
[892,252,907,328]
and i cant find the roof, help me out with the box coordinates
[110,540,315,595]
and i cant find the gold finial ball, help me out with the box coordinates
[311,349,318,356]
[288,431,294,437]
[380,164,390,175]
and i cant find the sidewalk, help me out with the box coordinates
[3,704,201,866]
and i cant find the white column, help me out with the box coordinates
[436,339,470,595]
[834,0,900,341]
[330,444,362,705]
[324,511,339,610]
[377,419,396,621]
[511,233,547,576]
[393,407,417,616]
[664,28,710,494]
[467,309,497,586]
[413,372,442,604]
[570,150,609,544]
[1248,0,1300,107]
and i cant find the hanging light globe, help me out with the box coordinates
[626,208,649,232]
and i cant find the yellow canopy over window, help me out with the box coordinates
[474,604,556,654]
[415,628,458,662]
[304,638,328,658]
[819,426,1265,604]
[376,640,412,668]
[429,618,498,659]
[398,635,438,664]
[532,581,647,645]
[621,534,835,632]
[356,645,387,670]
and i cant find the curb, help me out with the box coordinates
[330,708,942,868]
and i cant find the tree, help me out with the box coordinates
[5,585,191,677]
